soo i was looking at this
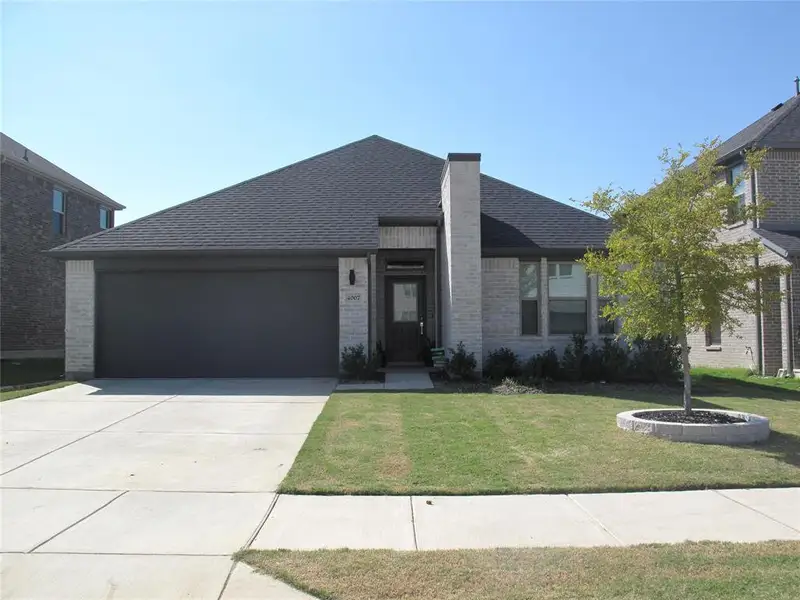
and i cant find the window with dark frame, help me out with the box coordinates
[52,189,66,234]
[100,207,111,229]
[548,262,588,335]
[726,163,747,223]
[520,263,539,335]
[705,319,722,347]
[598,297,616,335]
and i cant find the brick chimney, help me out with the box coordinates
[440,152,483,369]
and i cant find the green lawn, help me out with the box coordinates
[692,367,800,393]
[0,381,75,402]
[238,542,800,600]
[280,373,800,495]
[1,358,65,386]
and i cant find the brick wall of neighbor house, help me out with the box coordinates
[338,257,369,362]
[759,150,800,222]
[1,161,112,358]
[481,257,605,360]
[64,260,95,378]
[379,226,437,249]
[440,157,483,368]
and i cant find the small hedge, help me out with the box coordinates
[480,334,681,384]
[340,344,380,381]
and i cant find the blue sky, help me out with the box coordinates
[3,1,798,224]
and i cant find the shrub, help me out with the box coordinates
[340,344,380,381]
[446,341,478,380]
[523,347,561,381]
[596,337,630,382]
[561,334,590,381]
[484,347,520,380]
[629,336,681,383]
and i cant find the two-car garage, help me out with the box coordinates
[94,263,339,378]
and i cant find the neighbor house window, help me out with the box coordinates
[520,263,539,335]
[52,189,66,234]
[100,207,111,229]
[705,319,722,347]
[548,262,587,334]
[726,163,747,222]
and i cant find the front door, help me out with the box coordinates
[386,277,425,363]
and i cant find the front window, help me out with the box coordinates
[598,298,616,335]
[727,163,747,222]
[100,207,111,229]
[52,189,65,234]
[705,319,722,347]
[548,262,587,334]
[520,263,539,335]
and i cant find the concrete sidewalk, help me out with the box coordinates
[252,487,800,550]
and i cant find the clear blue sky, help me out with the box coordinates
[3,1,798,224]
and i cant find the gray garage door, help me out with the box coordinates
[96,269,338,378]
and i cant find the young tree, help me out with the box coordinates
[581,140,788,413]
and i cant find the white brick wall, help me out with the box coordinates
[339,257,369,361]
[481,257,606,360]
[441,158,483,368]
[65,260,95,377]
[379,226,437,249]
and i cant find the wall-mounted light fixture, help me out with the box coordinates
[349,269,356,285]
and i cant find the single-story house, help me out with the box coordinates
[50,135,611,379]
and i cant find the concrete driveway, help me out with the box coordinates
[1,378,334,599]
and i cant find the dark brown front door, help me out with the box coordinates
[386,277,425,363]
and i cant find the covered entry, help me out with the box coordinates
[95,266,338,378]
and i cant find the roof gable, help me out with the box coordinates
[51,135,609,256]
[716,94,800,162]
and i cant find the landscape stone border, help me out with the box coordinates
[616,408,770,445]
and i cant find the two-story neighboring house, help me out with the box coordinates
[688,89,800,377]
[1,133,125,360]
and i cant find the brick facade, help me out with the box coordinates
[440,156,483,369]
[760,150,800,223]
[482,257,608,360]
[338,257,369,360]
[64,260,95,378]
[1,161,115,358]
[688,148,799,375]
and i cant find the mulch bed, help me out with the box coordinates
[634,410,745,424]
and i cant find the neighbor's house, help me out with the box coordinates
[49,135,612,379]
[1,133,125,360]
[687,91,800,377]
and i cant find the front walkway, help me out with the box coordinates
[252,487,800,550]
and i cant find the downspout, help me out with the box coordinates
[751,165,763,374]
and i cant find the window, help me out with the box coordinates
[392,282,418,322]
[52,189,65,234]
[598,298,616,335]
[99,207,111,229]
[726,163,747,222]
[705,319,722,347]
[548,262,587,334]
[520,263,539,335]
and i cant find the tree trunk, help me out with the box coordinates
[678,328,692,414]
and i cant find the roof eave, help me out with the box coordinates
[45,247,376,260]
[1,154,126,210]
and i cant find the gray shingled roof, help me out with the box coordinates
[755,227,800,258]
[1,133,125,210]
[716,94,800,162]
[50,135,609,256]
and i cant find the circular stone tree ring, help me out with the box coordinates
[616,408,770,445]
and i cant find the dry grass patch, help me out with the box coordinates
[238,541,800,600]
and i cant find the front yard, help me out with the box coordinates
[280,374,800,495]
[239,541,800,600]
